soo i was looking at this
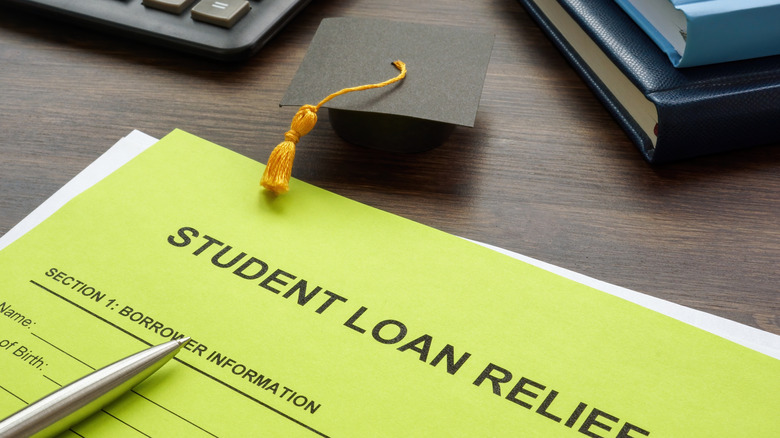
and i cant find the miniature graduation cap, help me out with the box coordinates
[261,17,494,194]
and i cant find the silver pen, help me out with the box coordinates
[0,337,189,438]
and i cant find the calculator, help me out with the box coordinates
[6,0,312,60]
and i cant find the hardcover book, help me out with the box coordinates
[517,0,780,162]
[615,0,780,67]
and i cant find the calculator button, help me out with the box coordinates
[191,0,251,28]
[142,0,198,14]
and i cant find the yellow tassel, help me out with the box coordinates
[261,60,407,194]
[260,105,318,194]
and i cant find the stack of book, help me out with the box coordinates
[517,0,780,162]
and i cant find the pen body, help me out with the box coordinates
[0,337,188,438]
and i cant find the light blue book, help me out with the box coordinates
[615,0,780,67]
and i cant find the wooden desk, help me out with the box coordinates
[1,1,778,337]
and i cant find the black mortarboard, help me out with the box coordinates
[261,17,493,194]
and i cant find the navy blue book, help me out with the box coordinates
[517,0,780,163]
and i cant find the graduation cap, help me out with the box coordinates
[261,17,494,194]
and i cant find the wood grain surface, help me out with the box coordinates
[1,0,778,336]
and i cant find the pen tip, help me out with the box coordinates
[177,337,191,346]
